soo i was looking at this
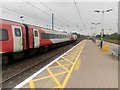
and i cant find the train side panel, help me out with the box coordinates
[0,20,13,54]
[40,28,71,46]
[39,28,53,46]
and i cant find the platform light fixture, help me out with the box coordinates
[94,9,113,49]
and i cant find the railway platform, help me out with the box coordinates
[14,40,118,89]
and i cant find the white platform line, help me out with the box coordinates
[13,41,83,89]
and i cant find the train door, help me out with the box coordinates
[12,26,23,52]
[33,29,40,48]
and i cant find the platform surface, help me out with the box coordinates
[66,40,118,88]
[14,40,118,89]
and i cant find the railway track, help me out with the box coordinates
[2,39,84,88]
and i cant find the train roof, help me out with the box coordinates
[0,19,68,34]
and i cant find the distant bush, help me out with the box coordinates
[96,33,119,40]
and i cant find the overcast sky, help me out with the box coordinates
[0,0,119,35]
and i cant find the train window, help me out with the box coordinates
[52,34,54,39]
[51,34,54,39]
[58,35,60,38]
[41,33,44,39]
[54,34,56,38]
[0,29,8,41]
[53,34,55,38]
[57,35,59,38]
[14,28,21,37]
[49,34,53,39]
[61,35,63,38]
[64,35,66,38]
[41,33,65,39]
[45,33,48,39]
[34,31,38,37]
[41,33,48,39]
[60,35,62,38]
[47,34,50,39]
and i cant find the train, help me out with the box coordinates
[0,19,77,65]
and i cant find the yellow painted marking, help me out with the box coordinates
[66,52,79,58]
[56,61,69,72]
[74,59,81,71]
[49,65,61,69]
[55,71,68,76]
[68,52,78,55]
[70,50,81,53]
[33,71,68,82]
[47,68,62,87]
[65,54,77,58]
[33,75,51,82]
[49,64,71,69]
[29,80,35,90]
[61,57,73,64]
[61,40,86,88]
[29,40,86,89]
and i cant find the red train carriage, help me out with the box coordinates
[0,19,77,65]
[0,20,27,64]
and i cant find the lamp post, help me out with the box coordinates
[94,9,113,49]
[92,23,100,28]
[52,13,54,30]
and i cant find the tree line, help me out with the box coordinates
[96,33,120,40]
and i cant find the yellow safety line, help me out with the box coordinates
[33,75,51,82]
[55,71,68,76]
[69,50,81,53]
[65,54,77,59]
[66,53,78,57]
[58,59,73,65]
[56,61,69,72]
[33,71,68,82]
[29,80,35,90]
[47,68,62,87]
[49,64,71,69]
[68,50,80,53]
[74,58,81,71]
[49,65,61,69]
[61,41,86,88]
[61,57,73,64]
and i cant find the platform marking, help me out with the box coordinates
[61,41,86,88]
[61,57,74,64]
[29,80,35,90]
[14,40,86,89]
[33,75,51,81]
[14,41,80,89]
[65,53,77,59]
[74,59,81,71]
[29,40,86,88]
[47,68,62,87]
[49,64,71,69]
[56,61,69,72]
[33,71,68,82]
